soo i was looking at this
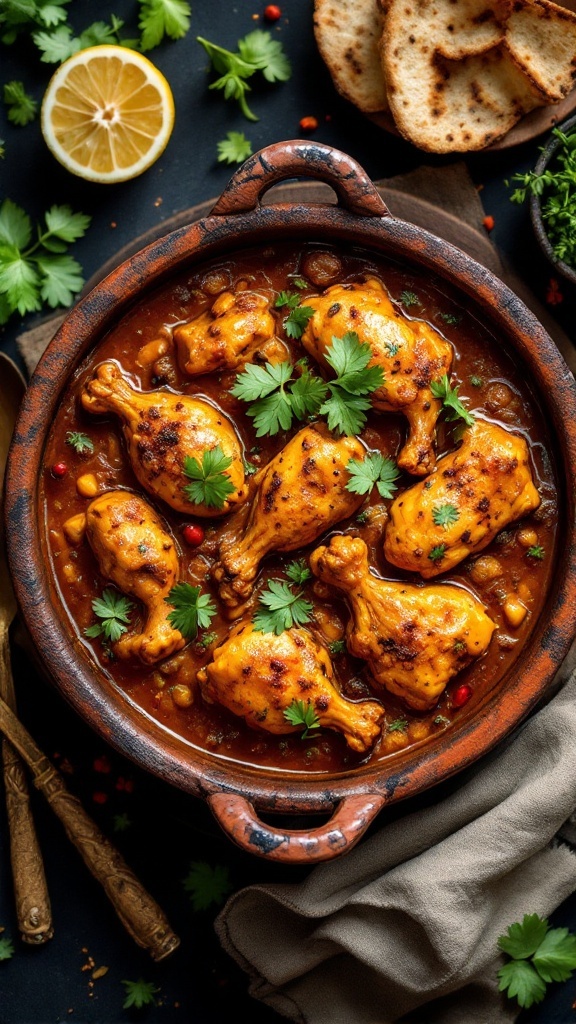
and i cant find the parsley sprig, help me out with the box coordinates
[183,446,236,509]
[285,559,312,585]
[165,583,217,641]
[0,199,90,325]
[283,699,321,739]
[3,81,37,125]
[497,913,576,1009]
[85,589,134,643]
[230,360,326,437]
[318,332,384,436]
[217,130,252,165]
[430,374,475,427]
[253,580,313,635]
[509,128,576,268]
[197,30,291,121]
[345,452,400,499]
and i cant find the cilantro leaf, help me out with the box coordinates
[85,589,134,643]
[328,639,346,655]
[3,80,37,125]
[198,30,290,121]
[231,360,292,403]
[165,582,216,640]
[345,452,400,499]
[217,130,252,165]
[428,544,447,564]
[318,332,384,436]
[0,935,14,961]
[532,928,576,983]
[432,503,459,529]
[183,861,232,911]
[183,445,236,509]
[121,979,159,1010]
[231,361,326,437]
[498,914,550,960]
[139,0,191,51]
[0,199,32,249]
[113,812,132,833]
[388,718,408,732]
[319,388,372,438]
[430,374,475,427]
[285,559,312,585]
[66,431,94,454]
[497,959,547,1009]
[288,366,328,420]
[283,698,320,739]
[275,290,301,310]
[237,29,291,82]
[400,290,420,307]
[253,580,313,635]
[44,204,91,242]
[526,545,545,560]
[284,304,314,339]
[32,23,80,62]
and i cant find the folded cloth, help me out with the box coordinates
[216,659,576,1024]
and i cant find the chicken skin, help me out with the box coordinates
[197,622,384,753]
[174,289,280,377]
[66,490,185,665]
[310,535,495,711]
[301,278,453,476]
[384,419,541,578]
[213,422,366,608]
[81,361,247,516]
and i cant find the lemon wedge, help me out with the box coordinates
[41,45,175,184]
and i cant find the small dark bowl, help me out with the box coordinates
[530,113,576,286]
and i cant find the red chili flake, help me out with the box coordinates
[452,684,473,708]
[92,791,108,804]
[93,755,111,774]
[115,776,134,793]
[482,215,495,232]
[299,116,318,133]
[182,523,205,547]
[546,277,564,306]
[264,4,282,19]
[52,461,68,478]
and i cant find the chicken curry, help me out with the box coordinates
[41,242,557,773]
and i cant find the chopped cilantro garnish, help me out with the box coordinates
[430,374,475,427]
[346,452,400,500]
[283,698,321,739]
[253,580,313,635]
[432,503,459,529]
[165,582,217,640]
[84,589,133,643]
[428,544,447,563]
[183,445,236,509]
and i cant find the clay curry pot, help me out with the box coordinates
[5,141,576,864]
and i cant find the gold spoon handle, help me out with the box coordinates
[0,628,53,943]
[0,690,179,961]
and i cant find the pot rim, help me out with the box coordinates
[6,143,576,818]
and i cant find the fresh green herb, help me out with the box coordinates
[231,360,327,437]
[275,290,301,310]
[430,374,475,427]
[328,639,346,655]
[0,200,90,325]
[384,341,401,357]
[113,813,132,833]
[0,935,14,961]
[400,290,420,307]
[356,509,370,525]
[216,130,252,165]
[434,715,451,727]
[0,140,4,159]
[469,374,483,387]
[0,0,70,46]
[453,639,466,653]
[183,861,232,910]
[290,276,308,290]
[526,545,545,560]
[165,583,216,640]
[432,503,459,529]
[33,16,138,63]
[283,698,321,739]
[284,303,315,339]
[509,128,576,268]
[285,558,312,586]
[318,331,385,436]
[345,452,400,500]
[65,430,94,455]
[199,630,218,649]
[85,589,133,643]
[138,544,148,555]
[121,979,159,1010]
[428,544,447,563]
[183,445,236,509]
[242,458,258,477]
[497,913,576,1009]
[388,718,408,732]
[439,312,461,325]
[197,29,291,121]
[253,580,313,635]
[138,0,191,51]
[3,81,37,125]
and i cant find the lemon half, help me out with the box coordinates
[41,45,175,184]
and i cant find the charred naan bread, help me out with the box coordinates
[313,0,389,112]
[506,0,576,102]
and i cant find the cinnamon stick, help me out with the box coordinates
[0,695,180,961]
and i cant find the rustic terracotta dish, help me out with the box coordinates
[530,112,576,287]
[6,141,576,864]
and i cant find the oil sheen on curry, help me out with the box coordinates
[42,243,557,774]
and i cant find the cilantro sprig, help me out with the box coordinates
[121,979,159,1010]
[345,452,400,500]
[509,127,576,268]
[183,446,236,509]
[66,431,94,455]
[3,81,37,125]
[432,503,459,529]
[85,589,134,643]
[497,913,576,1009]
[285,559,312,585]
[231,360,326,437]
[253,580,313,635]
[165,583,217,641]
[318,332,384,436]
[283,699,321,739]
[138,0,191,51]
[0,199,90,325]
[183,861,232,911]
[197,30,291,121]
[430,374,475,428]
[217,130,252,165]
[0,935,14,961]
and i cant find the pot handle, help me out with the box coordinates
[207,791,386,864]
[209,140,391,219]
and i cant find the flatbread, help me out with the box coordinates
[382,39,547,152]
[506,0,576,102]
[313,0,389,112]
[380,0,510,60]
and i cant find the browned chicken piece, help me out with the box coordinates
[197,622,384,753]
[310,535,496,711]
[174,290,279,376]
[301,278,453,476]
[213,422,366,608]
[70,489,185,665]
[384,419,541,579]
[81,361,247,516]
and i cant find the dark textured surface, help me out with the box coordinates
[1,1,576,1021]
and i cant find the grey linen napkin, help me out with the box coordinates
[216,658,576,1024]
